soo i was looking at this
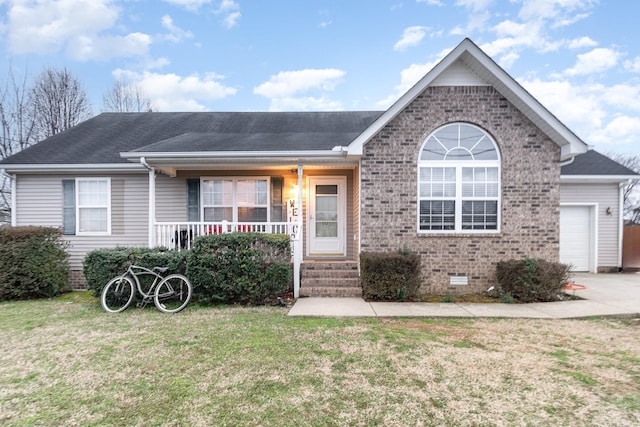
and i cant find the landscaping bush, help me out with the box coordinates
[83,247,188,297]
[0,226,69,300]
[495,258,571,303]
[187,233,291,305]
[360,250,421,301]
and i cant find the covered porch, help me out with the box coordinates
[137,159,361,298]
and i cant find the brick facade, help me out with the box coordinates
[360,86,561,294]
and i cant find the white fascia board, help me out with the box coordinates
[560,175,640,184]
[0,163,146,174]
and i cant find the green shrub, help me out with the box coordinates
[83,247,188,297]
[360,250,421,301]
[495,258,570,303]
[187,233,291,305]
[0,226,69,300]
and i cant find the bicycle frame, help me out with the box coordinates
[124,265,166,308]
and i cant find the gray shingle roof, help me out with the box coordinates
[561,150,638,176]
[0,111,384,165]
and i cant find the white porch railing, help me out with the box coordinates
[154,221,294,250]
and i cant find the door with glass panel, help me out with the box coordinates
[308,177,346,256]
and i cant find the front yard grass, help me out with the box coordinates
[1,293,639,426]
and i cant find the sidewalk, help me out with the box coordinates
[288,272,640,319]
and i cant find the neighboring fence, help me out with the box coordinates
[622,225,640,270]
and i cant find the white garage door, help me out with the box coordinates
[560,206,592,272]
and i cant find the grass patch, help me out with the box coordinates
[0,296,639,426]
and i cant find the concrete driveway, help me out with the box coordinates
[570,272,640,313]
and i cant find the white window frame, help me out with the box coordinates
[417,123,501,234]
[200,177,271,222]
[76,177,111,236]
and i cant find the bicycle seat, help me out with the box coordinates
[153,267,169,274]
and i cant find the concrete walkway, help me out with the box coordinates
[288,272,640,319]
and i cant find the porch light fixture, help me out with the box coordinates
[606,207,612,216]
[291,183,300,198]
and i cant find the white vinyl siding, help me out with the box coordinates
[15,174,148,270]
[155,174,188,223]
[560,183,620,269]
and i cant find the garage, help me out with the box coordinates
[559,205,594,272]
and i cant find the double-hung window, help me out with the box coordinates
[202,178,269,222]
[418,123,500,233]
[63,178,111,235]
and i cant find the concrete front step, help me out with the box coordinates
[300,261,361,297]
[301,277,361,288]
[299,286,363,298]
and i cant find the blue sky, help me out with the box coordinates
[1,0,639,156]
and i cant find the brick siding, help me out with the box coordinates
[360,86,561,294]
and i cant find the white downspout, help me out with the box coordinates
[140,157,156,248]
[0,169,17,226]
[618,181,626,271]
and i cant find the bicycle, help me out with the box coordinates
[101,264,192,314]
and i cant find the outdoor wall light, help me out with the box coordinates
[606,207,612,216]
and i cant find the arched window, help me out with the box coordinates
[418,123,500,232]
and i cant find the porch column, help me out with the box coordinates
[142,158,156,248]
[293,164,303,298]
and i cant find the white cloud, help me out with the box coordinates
[520,78,606,135]
[113,69,237,111]
[567,36,598,49]
[564,47,620,76]
[624,57,640,73]
[416,0,444,6]
[394,26,428,51]
[163,0,212,12]
[161,15,194,43]
[4,0,152,60]
[216,0,241,28]
[254,69,345,98]
[520,77,640,148]
[68,32,151,61]
[590,115,640,146]
[254,69,345,111]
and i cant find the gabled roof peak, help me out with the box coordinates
[348,38,588,160]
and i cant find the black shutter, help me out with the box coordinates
[270,177,284,222]
[187,179,200,221]
[62,179,76,235]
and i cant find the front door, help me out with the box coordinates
[308,177,346,256]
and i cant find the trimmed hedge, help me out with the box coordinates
[495,258,571,303]
[187,233,291,305]
[83,247,188,297]
[0,226,69,300]
[360,250,421,301]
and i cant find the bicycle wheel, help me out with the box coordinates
[154,274,192,314]
[101,276,135,313]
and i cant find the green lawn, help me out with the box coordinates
[1,293,639,426]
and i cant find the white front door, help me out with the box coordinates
[308,177,346,256]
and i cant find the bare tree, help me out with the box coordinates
[102,80,154,112]
[0,65,38,224]
[30,66,92,139]
[608,152,640,224]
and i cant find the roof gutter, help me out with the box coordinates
[0,163,146,173]
[120,149,350,160]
